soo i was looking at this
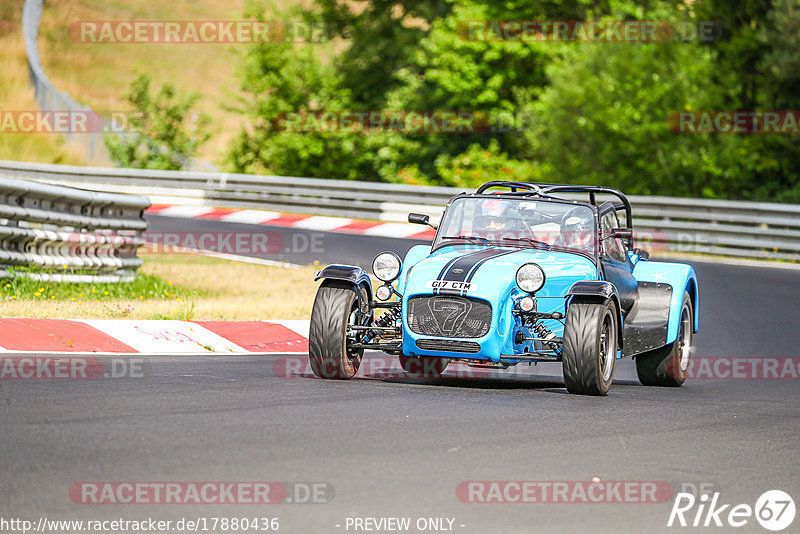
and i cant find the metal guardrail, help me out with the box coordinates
[23,0,110,162]
[21,0,215,171]
[1,160,798,262]
[0,175,150,282]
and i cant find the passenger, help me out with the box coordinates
[556,207,595,251]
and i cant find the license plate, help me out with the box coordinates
[426,280,478,291]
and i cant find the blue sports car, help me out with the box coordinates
[309,181,699,395]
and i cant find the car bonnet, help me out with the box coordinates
[403,245,598,301]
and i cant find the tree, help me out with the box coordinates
[105,74,211,170]
[226,0,800,200]
[690,0,800,200]
[521,40,732,197]
[311,0,453,108]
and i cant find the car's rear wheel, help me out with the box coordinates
[398,355,449,378]
[636,292,693,387]
[561,299,618,396]
[309,280,369,379]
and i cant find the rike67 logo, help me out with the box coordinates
[668,490,795,531]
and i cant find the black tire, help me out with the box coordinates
[398,355,449,378]
[636,292,693,387]
[561,299,618,396]
[308,280,369,379]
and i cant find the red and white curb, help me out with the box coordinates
[146,205,437,240]
[0,318,309,354]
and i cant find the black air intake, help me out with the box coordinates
[407,296,492,339]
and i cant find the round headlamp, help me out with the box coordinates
[516,263,545,293]
[375,285,393,301]
[519,296,536,312]
[372,252,401,282]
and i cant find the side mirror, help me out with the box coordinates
[408,213,431,226]
[610,227,633,239]
[633,248,650,260]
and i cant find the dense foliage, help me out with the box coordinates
[106,74,212,170]
[227,0,800,201]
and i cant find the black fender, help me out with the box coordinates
[314,264,373,301]
[566,281,623,350]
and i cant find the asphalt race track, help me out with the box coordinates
[1,215,798,533]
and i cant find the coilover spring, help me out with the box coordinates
[375,307,401,328]
[363,307,402,343]
[533,320,561,353]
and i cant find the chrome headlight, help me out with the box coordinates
[375,285,393,301]
[372,252,401,282]
[516,263,545,293]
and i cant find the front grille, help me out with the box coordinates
[407,296,492,338]
[416,339,481,353]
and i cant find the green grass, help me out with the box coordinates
[2,253,320,321]
[151,301,198,321]
[1,267,202,303]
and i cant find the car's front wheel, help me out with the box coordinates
[308,280,369,379]
[398,355,449,378]
[635,292,693,387]
[561,299,618,395]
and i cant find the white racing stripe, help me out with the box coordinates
[78,320,248,354]
[219,210,281,224]
[147,204,437,240]
[155,206,215,218]
[291,216,352,231]
[363,223,421,238]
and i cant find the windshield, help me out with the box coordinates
[434,197,597,255]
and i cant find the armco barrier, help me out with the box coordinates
[22,0,109,162]
[0,160,798,261]
[21,0,215,170]
[0,175,150,282]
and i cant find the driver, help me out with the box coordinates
[475,198,513,235]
